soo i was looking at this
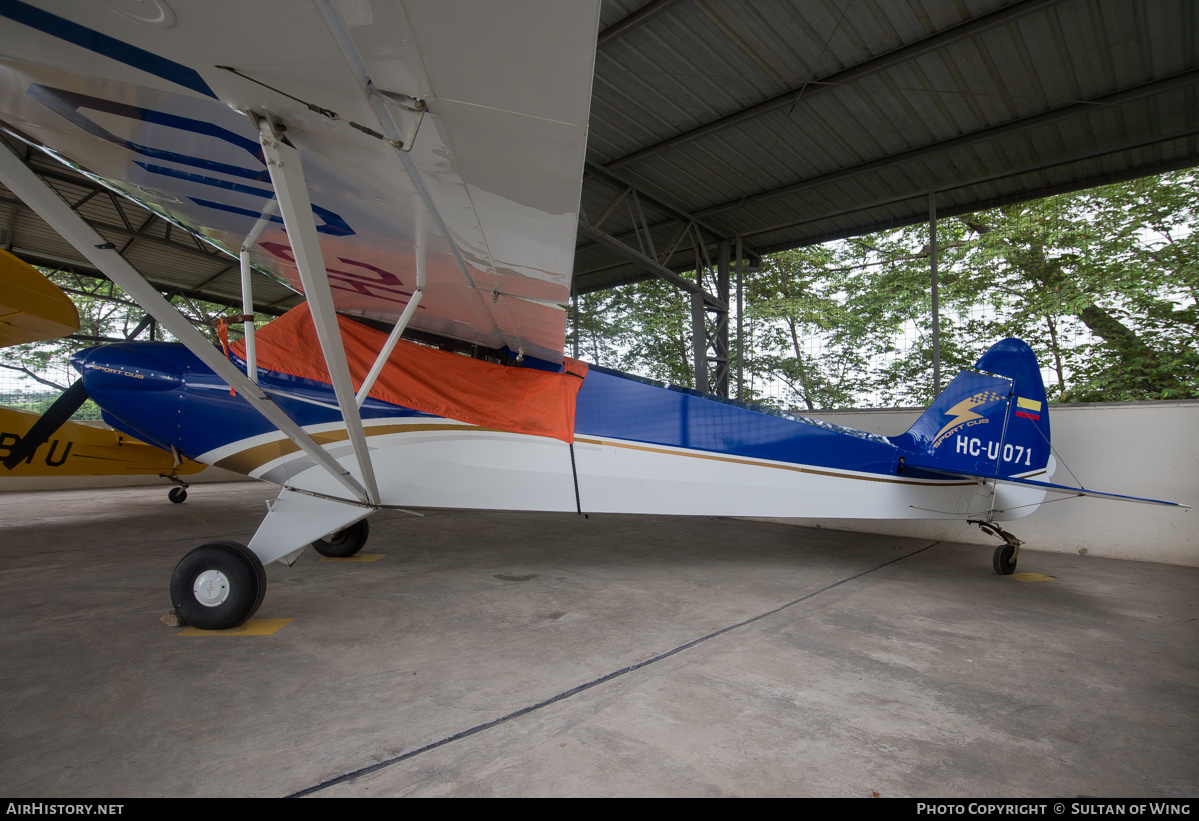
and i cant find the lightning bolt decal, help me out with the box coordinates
[931,391,1006,448]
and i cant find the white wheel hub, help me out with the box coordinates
[193,569,230,607]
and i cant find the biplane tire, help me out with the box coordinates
[170,541,265,629]
[312,519,369,558]
[168,487,188,504]
[993,543,1018,575]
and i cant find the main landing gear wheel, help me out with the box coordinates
[170,541,266,629]
[168,487,188,504]
[312,519,370,558]
[993,543,1018,575]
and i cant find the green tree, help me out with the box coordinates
[567,289,624,367]
[610,277,694,385]
[815,172,1199,405]
[745,246,878,409]
[955,174,1198,400]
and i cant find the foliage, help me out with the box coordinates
[569,277,695,385]
[943,173,1199,401]
[573,170,1198,408]
[744,245,871,410]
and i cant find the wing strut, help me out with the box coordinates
[357,234,424,407]
[315,0,516,392]
[257,116,380,505]
[238,199,278,385]
[0,141,371,504]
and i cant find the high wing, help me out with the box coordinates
[0,0,600,363]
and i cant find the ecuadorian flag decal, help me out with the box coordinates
[1015,397,1042,420]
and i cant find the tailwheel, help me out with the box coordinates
[972,520,1023,576]
[160,471,190,504]
[312,519,369,558]
[993,543,1018,575]
[170,541,266,629]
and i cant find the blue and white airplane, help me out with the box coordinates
[0,1,1183,630]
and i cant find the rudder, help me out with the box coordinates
[893,339,1050,479]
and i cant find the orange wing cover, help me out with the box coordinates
[231,305,587,443]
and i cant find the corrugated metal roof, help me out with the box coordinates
[578,0,1199,293]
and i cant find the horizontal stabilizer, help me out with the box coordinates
[904,464,1189,509]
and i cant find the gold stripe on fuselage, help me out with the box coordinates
[212,423,498,474]
[212,421,1042,489]
[571,436,982,487]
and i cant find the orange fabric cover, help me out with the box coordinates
[229,304,587,443]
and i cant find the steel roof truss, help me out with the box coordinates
[576,219,726,310]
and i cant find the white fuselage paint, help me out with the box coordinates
[197,416,1049,522]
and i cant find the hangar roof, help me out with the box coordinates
[576,0,1199,292]
[2,0,1197,310]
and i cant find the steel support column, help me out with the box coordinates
[687,238,730,396]
[930,192,941,395]
[712,239,730,396]
[736,236,744,400]
[690,290,707,391]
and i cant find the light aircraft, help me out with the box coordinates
[0,1,1183,630]
[0,247,204,494]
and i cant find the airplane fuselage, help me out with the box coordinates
[73,341,1049,522]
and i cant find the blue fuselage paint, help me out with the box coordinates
[71,342,908,477]
[574,367,898,474]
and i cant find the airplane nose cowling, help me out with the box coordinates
[72,343,186,393]
[71,343,190,451]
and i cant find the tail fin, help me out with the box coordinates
[893,339,1051,479]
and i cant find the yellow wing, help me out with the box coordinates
[0,248,79,347]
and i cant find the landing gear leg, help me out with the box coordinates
[972,520,1023,575]
[162,446,191,503]
[167,489,374,627]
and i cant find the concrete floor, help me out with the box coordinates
[0,482,1194,798]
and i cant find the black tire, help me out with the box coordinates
[312,519,369,558]
[171,541,265,629]
[993,543,1018,575]
[229,541,268,616]
[168,487,187,504]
